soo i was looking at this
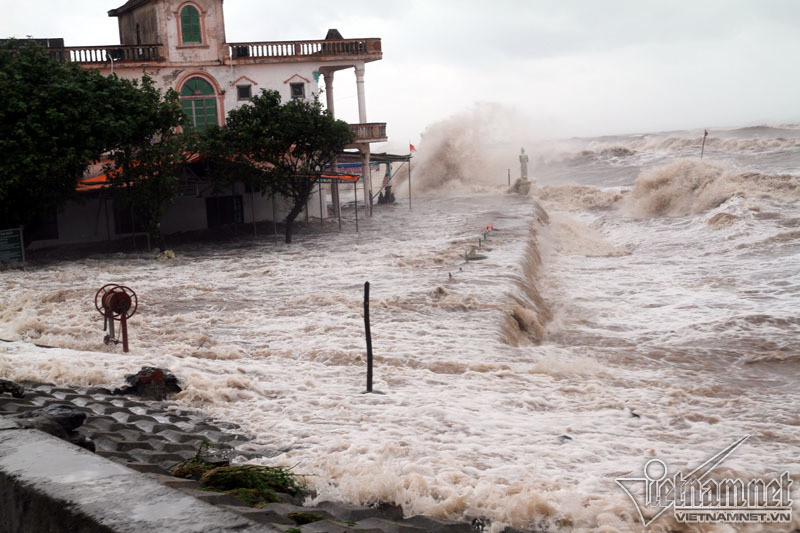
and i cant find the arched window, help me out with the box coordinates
[180,5,202,44]
[180,77,217,131]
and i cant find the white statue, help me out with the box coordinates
[519,147,529,180]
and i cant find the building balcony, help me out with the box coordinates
[350,123,387,144]
[47,37,380,66]
[49,44,164,64]
[228,38,382,64]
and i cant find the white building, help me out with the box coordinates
[30,0,386,249]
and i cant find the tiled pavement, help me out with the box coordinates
[0,383,508,533]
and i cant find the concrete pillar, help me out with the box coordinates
[355,65,367,123]
[323,72,335,116]
[361,147,372,217]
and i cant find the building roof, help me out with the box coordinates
[108,0,153,17]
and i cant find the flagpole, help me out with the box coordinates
[408,141,414,211]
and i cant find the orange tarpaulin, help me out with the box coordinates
[77,153,204,192]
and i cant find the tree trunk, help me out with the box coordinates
[283,200,305,244]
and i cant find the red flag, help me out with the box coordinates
[409,143,417,152]
[704,129,709,137]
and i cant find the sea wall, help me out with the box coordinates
[0,418,269,533]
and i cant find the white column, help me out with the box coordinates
[355,65,367,123]
[324,72,335,116]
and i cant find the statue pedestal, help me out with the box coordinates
[508,178,531,196]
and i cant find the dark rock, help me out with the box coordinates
[557,435,572,442]
[113,367,181,400]
[0,378,25,398]
[18,403,87,431]
[470,517,490,532]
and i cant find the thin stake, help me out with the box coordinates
[701,129,708,159]
[364,281,373,393]
[508,168,511,186]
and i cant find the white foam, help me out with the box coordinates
[1,189,798,531]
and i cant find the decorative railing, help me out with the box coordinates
[49,45,164,64]
[228,38,381,61]
[350,123,387,143]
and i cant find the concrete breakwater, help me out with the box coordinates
[0,382,522,532]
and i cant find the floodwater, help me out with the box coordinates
[1,124,799,532]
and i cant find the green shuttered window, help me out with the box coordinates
[180,5,202,43]
[180,77,217,131]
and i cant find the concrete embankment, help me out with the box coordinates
[0,383,484,533]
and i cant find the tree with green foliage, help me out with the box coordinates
[1,40,112,228]
[220,90,353,243]
[0,39,189,246]
[103,78,192,249]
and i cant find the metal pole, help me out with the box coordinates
[130,208,136,250]
[336,181,342,230]
[354,180,359,232]
[363,281,373,393]
[408,158,412,211]
[318,181,324,227]
[18,226,25,265]
[272,191,277,243]
[508,169,511,186]
[251,189,257,237]
[121,314,129,353]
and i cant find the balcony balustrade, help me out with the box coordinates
[350,123,387,144]
[228,38,381,63]
[49,45,164,64]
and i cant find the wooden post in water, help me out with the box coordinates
[701,129,708,159]
[363,281,373,393]
[508,169,511,186]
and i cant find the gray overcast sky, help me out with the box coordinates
[2,1,799,148]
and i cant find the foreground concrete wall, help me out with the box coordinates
[0,419,270,533]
